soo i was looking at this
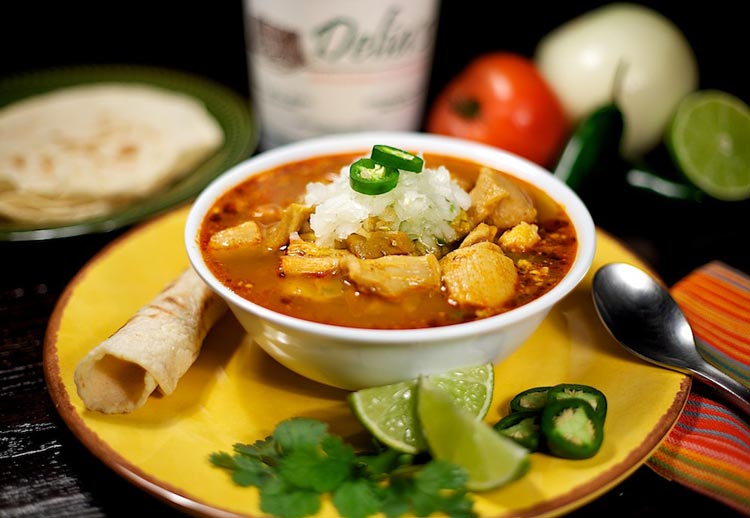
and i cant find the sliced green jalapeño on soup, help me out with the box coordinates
[349,158,400,195]
[371,144,425,173]
[349,145,425,195]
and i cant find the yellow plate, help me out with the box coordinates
[43,206,689,518]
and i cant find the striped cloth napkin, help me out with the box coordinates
[646,261,750,514]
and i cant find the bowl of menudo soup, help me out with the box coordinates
[185,132,595,390]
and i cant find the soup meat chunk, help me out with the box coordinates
[341,254,442,299]
[469,167,537,230]
[200,152,577,329]
[440,241,518,315]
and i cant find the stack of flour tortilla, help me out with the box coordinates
[0,83,223,224]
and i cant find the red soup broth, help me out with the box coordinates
[199,152,577,329]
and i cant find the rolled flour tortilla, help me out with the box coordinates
[74,268,227,414]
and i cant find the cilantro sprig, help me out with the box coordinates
[209,417,477,518]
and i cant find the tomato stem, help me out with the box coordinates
[451,98,481,119]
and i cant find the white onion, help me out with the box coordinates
[534,3,699,158]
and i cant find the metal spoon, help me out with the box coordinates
[592,262,750,415]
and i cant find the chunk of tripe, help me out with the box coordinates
[341,254,441,299]
[207,203,313,252]
[263,203,313,250]
[459,222,498,248]
[440,241,518,309]
[281,240,351,276]
[207,220,262,250]
[468,167,537,230]
[498,222,540,253]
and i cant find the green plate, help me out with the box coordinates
[0,65,259,241]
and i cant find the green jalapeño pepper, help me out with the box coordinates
[541,398,604,459]
[552,103,625,192]
[493,410,543,451]
[349,158,400,195]
[547,384,607,423]
[370,144,424,173]
[509,386,551,413]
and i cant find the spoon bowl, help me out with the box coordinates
[592,262,749,414]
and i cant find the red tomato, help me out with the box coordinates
[426,52,569,167]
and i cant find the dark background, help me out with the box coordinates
[0,0,750,106]
[1,2,747,517]
[3,1,746,114]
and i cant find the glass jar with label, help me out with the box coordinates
[244,0,441,149]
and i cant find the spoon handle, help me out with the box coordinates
[690,361,750,416]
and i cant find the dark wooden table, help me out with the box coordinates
[1,2,747,517]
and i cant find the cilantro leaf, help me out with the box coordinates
[378,475,413,518]
[434,490,477,518]
[411,460,476,518]
[357,448,412,478]
[232,455,274,487]
[209,418,478,518]
[415,459,468,492]
[278,438,355,493]
[332,478,381,518]
[208,451,236,470]
[233,436,280,465]
[377,459,476,518]
[260,477,321,518]
[273,417,328,452]
[210,451,274,487]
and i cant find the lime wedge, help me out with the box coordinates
[666,90,750,201]
[349,363,494,454]
[417,377,530,491]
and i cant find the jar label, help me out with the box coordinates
[245,0,440,149]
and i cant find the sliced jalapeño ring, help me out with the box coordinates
[371,144,424,173]
[349,158,400,195]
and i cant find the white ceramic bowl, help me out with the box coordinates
[185,132,596,390]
